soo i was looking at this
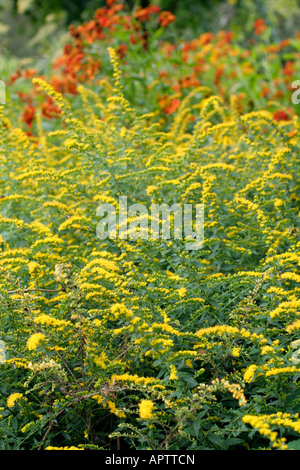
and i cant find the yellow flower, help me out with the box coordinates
[27,261,39,274]
[243,364,258,383]
[261,345,274,355]
[32,77,66,112]
[185,359,193,368]
[169,364,178,380]
[146,185,158,196]
[177,287,187,298]
[33,313,72,331]
[242,414,290,449]
[232,347,240,357]
[45,446,83,450]
[110,303,133,319]
[7,393,23,408]
[139,399,154,419]
[92,394,105,405]
[21,423,34,433]
[265,366,298,377]
[26,332,46,351]
[105,400,126,418]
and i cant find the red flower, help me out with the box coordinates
[254,18,267,35]
[273,110,290,121]
[22,105,35,128]
[10,70,22,84]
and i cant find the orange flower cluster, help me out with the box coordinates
[8,2,300,130]
[134,5,160,22]
[158,11,176,28]
[158,95,180,114]
[254,18,267,35]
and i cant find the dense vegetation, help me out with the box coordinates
[0,0,299,451]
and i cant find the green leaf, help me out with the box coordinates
[192,415,202,437]
[288,440,300,450]
[223,437,244,449]
[207,433,224,449]
[183,375,199,388]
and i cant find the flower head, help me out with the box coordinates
[7,393,23,408]
[26,332,46,351]
[139,399,154,419]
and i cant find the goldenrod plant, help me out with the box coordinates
[0,0,299,451]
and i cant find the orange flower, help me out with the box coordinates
[115,44,127,59]
[261,85,271,98]
[134,5,160,22]
[283,60,295,77]
[254,18,267,35]
[10,70,22,84]
[179,75,200,89]
[214,65,225,86]
[50,75,78,95]
[216,31,233,45]
[158,11,176,28]
[41,97,62,119]
[274,89,284,99]
[130,34,138,45]
[199,32,214,46]
[24,69,37,79]
[22,105,35,128]
[266,39,290,53]
[158,96,180,114]
[17,91,33,104]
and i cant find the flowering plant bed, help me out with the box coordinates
[0,0,299,451]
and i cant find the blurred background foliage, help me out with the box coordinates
[0,0,300,62]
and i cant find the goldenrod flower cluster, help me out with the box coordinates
[139,399,155,420]
[6,393,24,408]
[26,332,46,351]
[242,414,287,449]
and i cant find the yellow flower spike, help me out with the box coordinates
[107,47,122,90]
[32,77,68,113]
[26,332,46,351]
[169,364,178,380]
[7,393,24,408]
[139,399,154,420]
[177,287,187,298]
[243,364,258,383]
